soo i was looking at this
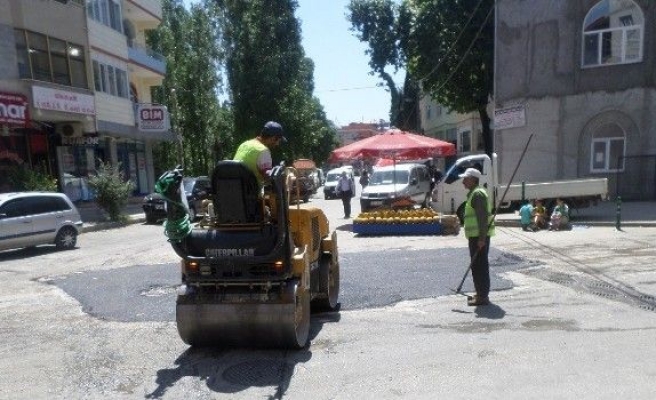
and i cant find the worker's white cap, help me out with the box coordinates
[458,168,481,179]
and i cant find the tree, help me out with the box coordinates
[404,0,495,155]
[214,0,337,164]
[149,0,232,177]
[348,0,495,153]
[347,0,419,130]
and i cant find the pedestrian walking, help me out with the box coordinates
[335,171,355,218]
[359,170,370,188]
[459,167,495,306]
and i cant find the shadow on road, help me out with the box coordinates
[474,303,506,319]
[146,311,340,399]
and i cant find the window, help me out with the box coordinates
[14,30,30,78]
[446,128,457,150]
[87,0,123,32]
[14,29,88,89]
[582,0,644,67]
[50,38,71,86]
[590,124,625,172]
[0,199,26,218]
[92,60,129,98]
[458,130,471,153]
[68,44,87,88]
[28,32,51,81]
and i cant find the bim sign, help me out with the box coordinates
[137,104,169,132]
[0,92,29,126]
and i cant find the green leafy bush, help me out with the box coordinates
[7,166,58,192]
[87,161,135,222]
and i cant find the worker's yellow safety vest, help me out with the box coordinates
[463,187,495,238]
[233,139,268,184]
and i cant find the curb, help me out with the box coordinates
[494,219,656,228]
[81,216,147,233]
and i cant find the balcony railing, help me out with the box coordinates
[127,41,166,75]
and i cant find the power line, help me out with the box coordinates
[315,82,406,93]
[432,4,494,94]
[416,0,489,84]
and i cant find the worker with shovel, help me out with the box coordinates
[460,168,495,306]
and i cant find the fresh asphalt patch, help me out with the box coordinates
[50,247,538,323]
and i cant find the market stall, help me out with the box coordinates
[330,129,457,236]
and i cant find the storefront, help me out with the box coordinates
[0,91,49,193]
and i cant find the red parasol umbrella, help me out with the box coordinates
[329,129,456,163]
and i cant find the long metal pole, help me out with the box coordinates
[453,133,534,294]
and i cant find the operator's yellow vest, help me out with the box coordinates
[463,187,495,238]
[233,139,268,184]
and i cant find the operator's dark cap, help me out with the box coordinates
[262,121,287,142]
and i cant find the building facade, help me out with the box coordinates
[495,0,656,199]
[418,95,485,156]
[0,0,172,200]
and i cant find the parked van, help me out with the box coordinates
[323,166,353,199]
[360,163,432,211]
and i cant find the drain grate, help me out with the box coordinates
[222,360,291,386]
[520,268,656,313]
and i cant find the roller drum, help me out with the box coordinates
[176,281,310,349]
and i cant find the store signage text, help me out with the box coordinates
[494,105,526,130]
[32,86,95,115]
[137,104,170,132]
[0,92,29,126]
[62,136,99,145]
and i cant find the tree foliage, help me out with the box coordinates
[347,0,419,131]
[150,0,336,170]
[348,0,495,154]
[149,0,233,177]
[213,0,337,164]
[405,0,495,155]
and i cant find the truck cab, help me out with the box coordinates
[431,151,608,220]
[431,153,498,219]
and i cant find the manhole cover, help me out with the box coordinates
[222,360,291,386]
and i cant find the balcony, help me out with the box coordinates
[123,0,162,23]
[127,41,166,77]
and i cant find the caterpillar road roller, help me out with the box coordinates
[155,161,340,348]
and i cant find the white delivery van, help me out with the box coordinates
[359,163,432,211]
[323,166,354,199]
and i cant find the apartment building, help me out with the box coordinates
[418,95,485,158]
[0,0,172,200]
[494,0,656,200]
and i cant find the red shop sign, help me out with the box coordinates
[0,92,29,126]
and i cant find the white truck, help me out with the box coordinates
[431,153,608,220]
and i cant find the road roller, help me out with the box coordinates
[155,161,340,348]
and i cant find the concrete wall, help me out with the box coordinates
[496,0,656,102]
[494,0,656,198]
[8,0,87,45]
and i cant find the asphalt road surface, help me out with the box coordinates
[52,247,536,323]
[3,183,656,399]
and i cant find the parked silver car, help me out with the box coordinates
[0,192,83,252]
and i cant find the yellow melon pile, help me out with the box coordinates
[353,208,440,224]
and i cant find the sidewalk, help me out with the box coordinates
[494,200,656,228]
[77,198,146,233]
